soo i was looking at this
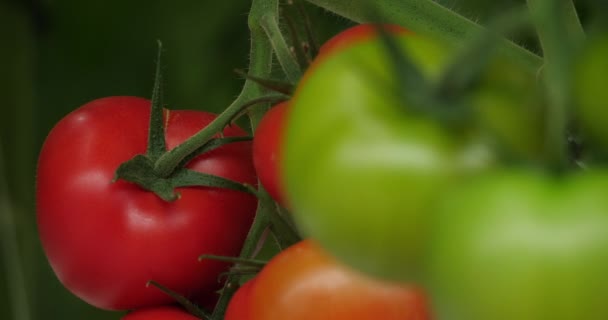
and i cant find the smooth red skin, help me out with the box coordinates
[36,96,258,310]
[225,279,256,320]
[248,240,432,320]
[318,24,409,58]
[121,306,199,320]
[252,102,289,207]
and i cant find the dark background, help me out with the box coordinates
[0,0,592,319]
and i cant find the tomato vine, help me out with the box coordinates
[31,0,599,318]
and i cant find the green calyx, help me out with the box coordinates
[114,155,254,202]
[112,42,256,202]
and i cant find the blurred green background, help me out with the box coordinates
[0,0,597,319]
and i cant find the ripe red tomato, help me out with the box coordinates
[121,306,199,320]
[252,101,289,206]
[226,239,431,320]
[36,96,258,310]
[318,24,408,58]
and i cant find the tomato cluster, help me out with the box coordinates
[36,18,608,320]
[279,23,608,320]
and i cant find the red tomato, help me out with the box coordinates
[252,101,289,206]
[36,96,258,310]
[121,306,199,320]
[318,24,409,57]
[227,239,431,320]
[224,279,255,320]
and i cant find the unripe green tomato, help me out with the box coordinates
[426,171,608,320]
[283,33,489,281]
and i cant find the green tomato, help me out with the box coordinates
[426,171,608,320]
[283,33,497,281]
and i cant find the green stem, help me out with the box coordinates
[260,13,303,84]
[146,41,168,162]
[527,0,584,169]
[305,0,543,70]
[153,103,244,177]
[209,0,279,318]
[153,1,283,178]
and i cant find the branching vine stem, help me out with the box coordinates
[260,13,303,84]
[152,3,280,178]
[209,0,295,318]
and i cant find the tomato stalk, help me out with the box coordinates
[149,3,278,179]
[210,0,305,318]
[527,0,584,169]
[260,13,303,84]
[146,40,168,162]
[114,45,258,201]
[233,69,294,95]
[305,0,543,70]
[150,13,299,179]
[115,55,283,201]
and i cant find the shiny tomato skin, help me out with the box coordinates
[121,306,199,320]
[248,239,431,320]
[36,96,258,310]
[252,101,289,206]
